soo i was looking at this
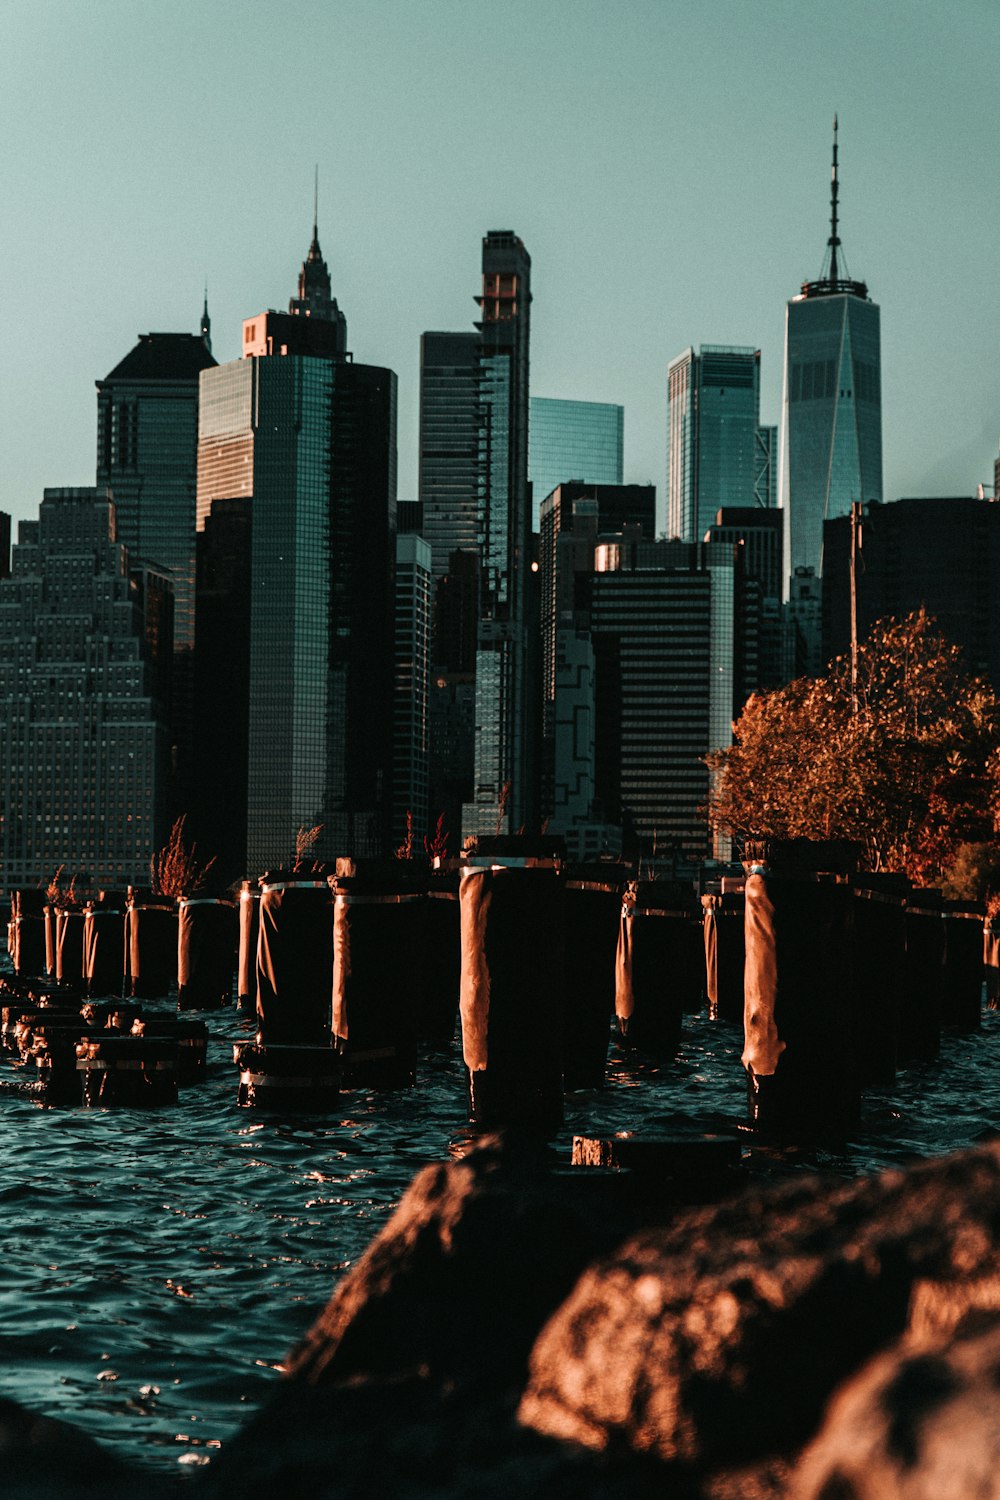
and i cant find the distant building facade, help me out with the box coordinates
[667,345,773,543]
[779,120,882,585]
[823,496,1000,687]
[418,233,534,845]
[195,219,397,873]
[392,533,431,846]
[0,489,170,890]
[547,535,753,860]
[529,397,624,529]
[96,328,216,809]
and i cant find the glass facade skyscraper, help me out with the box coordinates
[196,225,397,872]
[464,232,533,839]
[779,120,882,584]
[667,346,770,543]
[529,397,623,530]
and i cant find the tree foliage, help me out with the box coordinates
[707,611,1000,882]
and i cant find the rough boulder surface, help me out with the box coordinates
[519,1140,1000,1476]
[793,1321,1000,1499]
[0,1396,159,1500]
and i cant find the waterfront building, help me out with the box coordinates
[667,345,772,543]
[823,496,1000,688]
[0,488,170,890]
[195,219,397,872]
[779,118,882,585]
[529,397,624,530]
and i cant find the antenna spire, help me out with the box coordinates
[313,165,319,243]
[828,115,840,286]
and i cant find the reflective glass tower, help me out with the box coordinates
[529,397,623,529]
[779,119,882,585]
[464,231,532,838]
[196,218,397,872]
[667,346,770,542]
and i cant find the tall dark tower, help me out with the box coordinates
[195,227,396,873]
[779,118,882,591]
[96,323,217,815]
[288,171,348,342]
[463,230,533,837]
[200,288,212,354]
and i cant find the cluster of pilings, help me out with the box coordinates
[707,838,993,1139]
[4,836,998,1135]
[2,886,235,1106]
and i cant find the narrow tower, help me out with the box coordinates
[779,119,882,604]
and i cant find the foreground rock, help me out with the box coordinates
[519,1139,1000,1479]
[0,1396,166,1499]
[794,1321,1000,1498]
[204,1134,651,1496]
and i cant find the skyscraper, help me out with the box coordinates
[392,533,431,845]
[96,326,216,808]
[547,538,750,860]
[529,397,624,529]
[667,345,771,542]
[779,118,882,585]
[0,489,170,889]
[468,233,534,838]
[195,218,397,872]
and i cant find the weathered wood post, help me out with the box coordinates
[459,837,565,1135]
[742,838,859,1139]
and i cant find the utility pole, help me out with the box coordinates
[849,500,862,715]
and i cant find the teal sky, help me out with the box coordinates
[2,0,998,531]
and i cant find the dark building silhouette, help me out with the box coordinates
[193,497,252,881]
[539,482,656,819]
[467,231,533,837]
[548,538,754,860]
[418,235,534,842]
[0,488,170,889]
[823,496,1000,685]
[0,512,11,580]
[96,325,216,813]
[780,119,882,586]
[393,535,431,845]
[705,507,794,689]
[195,217,397,872]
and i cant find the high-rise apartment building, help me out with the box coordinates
[667,345,772,542]
[779,119,882,585]
[529,397,624,529]
[195,219,397,872]
[0,489,170,889]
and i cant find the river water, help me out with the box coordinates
[1,993,999,1480]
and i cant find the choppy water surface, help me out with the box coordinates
[2,997,1000,1479]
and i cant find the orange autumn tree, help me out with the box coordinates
[707,610,1000,889]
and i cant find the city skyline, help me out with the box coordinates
[2,1,998,537]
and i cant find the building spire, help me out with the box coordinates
[288,169,346,336]
[828,115,840,285]
[800,116,868,301]
[200,283,212,353]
